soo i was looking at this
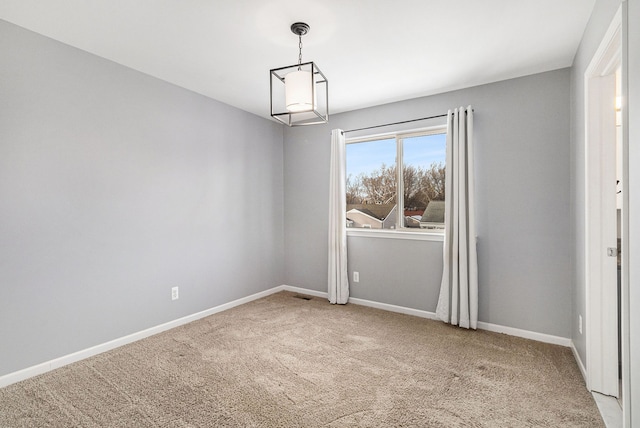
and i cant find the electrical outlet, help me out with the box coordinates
[172,287,179,301]
[579,315,582,334]
[353,271,359,283]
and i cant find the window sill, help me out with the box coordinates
[346,229,444,242]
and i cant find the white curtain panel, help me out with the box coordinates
[328,129,350,304]
[435,106,478,329]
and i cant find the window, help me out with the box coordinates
[346,127,446,232]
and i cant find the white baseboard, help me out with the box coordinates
[571,341,588,384]
[0,284,574,389]
[282,285,437,320]
[283,285,571,347]
[348,296,439,320]
[0,286,285,389]
[281,285,328,299]
[476,321,572,347]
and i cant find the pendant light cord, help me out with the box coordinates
[298,35,303,70]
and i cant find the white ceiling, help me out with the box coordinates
[0,1,596,120]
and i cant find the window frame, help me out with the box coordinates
[345,125,447,241]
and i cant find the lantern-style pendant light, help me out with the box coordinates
[270,22,328,126]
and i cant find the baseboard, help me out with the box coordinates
[282,285,438,319]
[476,321,572,347]
[348,296,439,320]
[0,284,574,388]
[0,286,286,389]
[283,285,571,347]
[281,285,328,299]
[571,341,588,384]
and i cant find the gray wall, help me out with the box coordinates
[0,20,284,377]
[568,0,621,373]
[284,69,572,338]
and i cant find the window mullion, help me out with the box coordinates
[396,136,404,230]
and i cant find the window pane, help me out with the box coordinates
[346,138,397,229]
[402,133,446,230]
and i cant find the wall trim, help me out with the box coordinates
[284,285,571,346]
[571,341,588,383]
[1,284,573,389]
[0,286,286,389]
[476,321,572,347]
[347,229,444,242]
[281,285,328,299]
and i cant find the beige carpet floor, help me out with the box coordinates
[0,291,604,427]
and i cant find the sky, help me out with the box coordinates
[346,133,446,179]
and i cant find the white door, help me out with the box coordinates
[585,11,622,396]
[587,74,619,397]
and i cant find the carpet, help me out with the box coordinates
[0,291,604,427]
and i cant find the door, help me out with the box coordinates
[585,11,622,398]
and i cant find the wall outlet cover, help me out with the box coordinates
[579,315,582,334]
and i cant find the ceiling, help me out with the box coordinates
[0,1,596,120]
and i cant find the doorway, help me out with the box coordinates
[584,7,622,402]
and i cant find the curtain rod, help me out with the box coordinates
[342,109,473,134]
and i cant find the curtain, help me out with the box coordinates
[435,106,478,329]
[328,129,349,304]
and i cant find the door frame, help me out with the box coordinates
[584,7,622,398]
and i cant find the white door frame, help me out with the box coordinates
[584,7,622,398]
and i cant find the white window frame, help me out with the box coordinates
[346,125,446,242]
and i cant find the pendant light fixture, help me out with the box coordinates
[270,22,328,126]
